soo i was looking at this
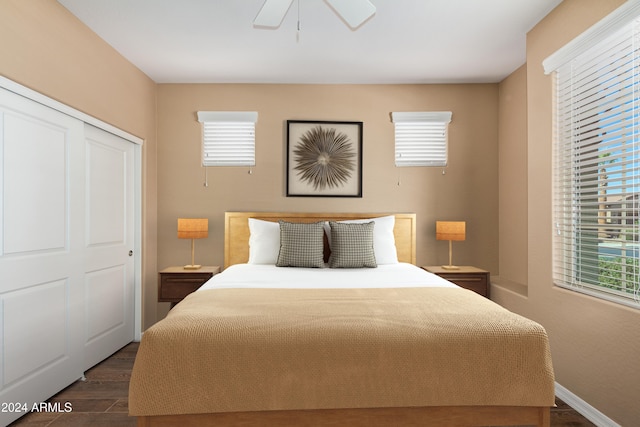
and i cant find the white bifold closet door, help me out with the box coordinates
[0,87,135,426]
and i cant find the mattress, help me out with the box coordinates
[199,262,459,290]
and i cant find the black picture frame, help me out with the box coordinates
[286,120,363,197]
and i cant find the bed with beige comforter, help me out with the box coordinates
[130,285,554,417]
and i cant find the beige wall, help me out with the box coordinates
[156,83,499,316]
[497,64,528,290]
[496,0,639,425]
[0,0,159,330]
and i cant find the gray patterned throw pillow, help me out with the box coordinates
[328,221,377,268]
[276,221,325,268]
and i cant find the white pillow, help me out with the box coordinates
[248,218,280,264]
[323,215,398,264]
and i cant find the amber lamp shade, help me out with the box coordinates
[436,221,466,270]
[177,218,208,270]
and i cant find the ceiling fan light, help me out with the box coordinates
[253,0,295,28]
[324,0,376,29]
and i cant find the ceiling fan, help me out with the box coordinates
[254,0,376,29]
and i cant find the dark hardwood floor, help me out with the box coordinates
[9,344,137,427]
[10,342,596,427]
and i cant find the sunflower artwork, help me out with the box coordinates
[287,120,363,197]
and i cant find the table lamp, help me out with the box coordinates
[177,218,208,269]
[436,221,465,270]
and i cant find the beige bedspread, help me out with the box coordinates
[129,287,554,416]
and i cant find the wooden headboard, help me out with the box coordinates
[224,212,416,269]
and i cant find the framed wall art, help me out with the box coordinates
[286,120,363,197]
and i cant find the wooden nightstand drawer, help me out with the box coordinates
[158,266,220,303]
[159,275,209,300]
[437,274,488,296]
[422,266,490,298]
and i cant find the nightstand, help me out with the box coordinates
[422,266,490,298]
[158,266,220,304]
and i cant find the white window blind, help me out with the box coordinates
[391,111,451,166]
[197,111,258,166]
[391,111,452,167]
[546,4,640,308]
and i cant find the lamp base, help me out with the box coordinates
[183,264,202,270]
[441,265,460,270]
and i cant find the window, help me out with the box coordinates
[197,111,258,166]
[544,2,640,308]
[391,112,452,167]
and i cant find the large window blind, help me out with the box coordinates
[545,3,640,308]
[197,111,258,166]
[391,112,452,167]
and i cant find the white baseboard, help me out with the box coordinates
[555,382,620,427]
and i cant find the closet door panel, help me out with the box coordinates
[86,136,126,245]
[83,125,134,370]
[0,88,85,426]
[85,266,126,345]
[3,280,68,385]
[3,112,66,254]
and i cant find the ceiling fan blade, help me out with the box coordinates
[254,0,295,28]
[324,0,376,29]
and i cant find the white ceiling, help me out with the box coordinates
[57,0,562,84]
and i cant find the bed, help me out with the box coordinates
[130,212,555,426]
